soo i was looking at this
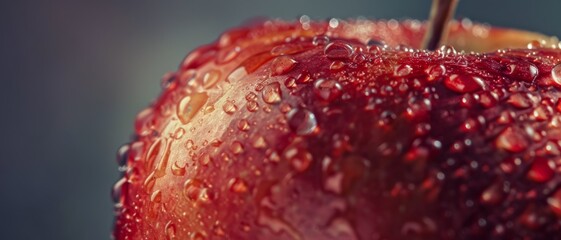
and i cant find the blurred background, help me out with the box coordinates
[1,0,560,239]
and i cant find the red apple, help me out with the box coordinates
[112,4,561,240]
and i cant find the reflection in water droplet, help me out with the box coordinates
[222,100,238,114]
[527,158,554,183]
[177,92,209,124]
[324,42,354,60]
[496,127,528,153]
[270,56,297,75]
[313,79,342,101]
[262,82,282,104]
[202,69,221,89]
[552,63,561,85]
[443,74,484,93]
[425,65,446,82]
[394,64,412,77]
[165,221,176,240]
[312,35,330,46]
[287,108,318,136]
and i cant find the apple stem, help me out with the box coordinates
[422,0,459,50]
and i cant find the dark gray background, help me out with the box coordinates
[2,0,560,239]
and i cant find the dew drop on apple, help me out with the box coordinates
[111,177,128,206]
[177,92,209,124]
[437,45,457,57]
[313,78,342,101]
[547,189,561,217]
[312,35,330,46]
[160,72,177,90]
[552,63,561,85]
[183,179,204,201]
[394,64,412,77]
[222,100,238,114]
[165,221,177,240]
[262,82,282,104]
[202,69,221,89]
[116,144,129,170]
[251,135,267,149]
[507,93,532,109]
[190,231,206,240]
[504,61,538,82]
[286,108,318,136]
[217,46,240,64]
[246,100,259,112]
[324,41,354,60]
[150,189,162,203]
[171,161,186,176]
[230,141,245,155]
[237,119,250,131]
[479,181,503,205]
[172,127,185,139]
[425,65,446,82]
[443,74,484,93]
[526,158,554,183]
[495,127,528,152]
[270,56,297,75]
[284,146,313,172]
[228,178,249,193]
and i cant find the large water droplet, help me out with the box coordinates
[495,127,528,152]
[313,79,343,101]
[312,35,330,46]
[270,56,297,75]
[425,65,446,82]
[504,61,538,82]
[443,74,484,93]
[262,82,282,104]
[286,108,318,136]
[177,92,209,124]
[324,41,354,60]
[202,69,221,89]
[111,177,128,206]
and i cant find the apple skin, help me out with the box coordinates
[113,19,561,240]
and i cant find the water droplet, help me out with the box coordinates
[262,82,282,104]
[202,69,221,89]
[171,161,186,176]
[251,135,267,149]
[313,79,342,101]
[165,221,177,240]
[328,18,339,28]
[186,139,194,149]
[527,40,542,49]
[326,217,358,240]
[172,128,185,139]
[217,46,240,64]
[425,65,446,81]
[552,63,561,85]
[177,92,209,124]
[312,35,330,46]
[496,127,528,152]
[111,177,128,206]
[438,45,457,57]
[504,61,538,82]
[150,189,162,203]
[190,231,206,240]
[246,100,259,112]
[480,181,503,205]
[222,100,238,114]
[329,61,345,71]
[284,77,297,88]
[230,141,245,155]
[324,42,354,60]
[160,72,177,89]
[228,178,249,193]
[284,146,313,172]
[116,144,129,171]
[183,179,204,201]
[286,108,318,136]
[479,91,498,108]
[507,93,532,109]
[394,64,412,77]
[237,119,250,131]
[547,189,561,217]
[270,56,297,75]
[443,74,484,93]
[527,158,554,183]
[257,209,303,240]
[245,92,258,101]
